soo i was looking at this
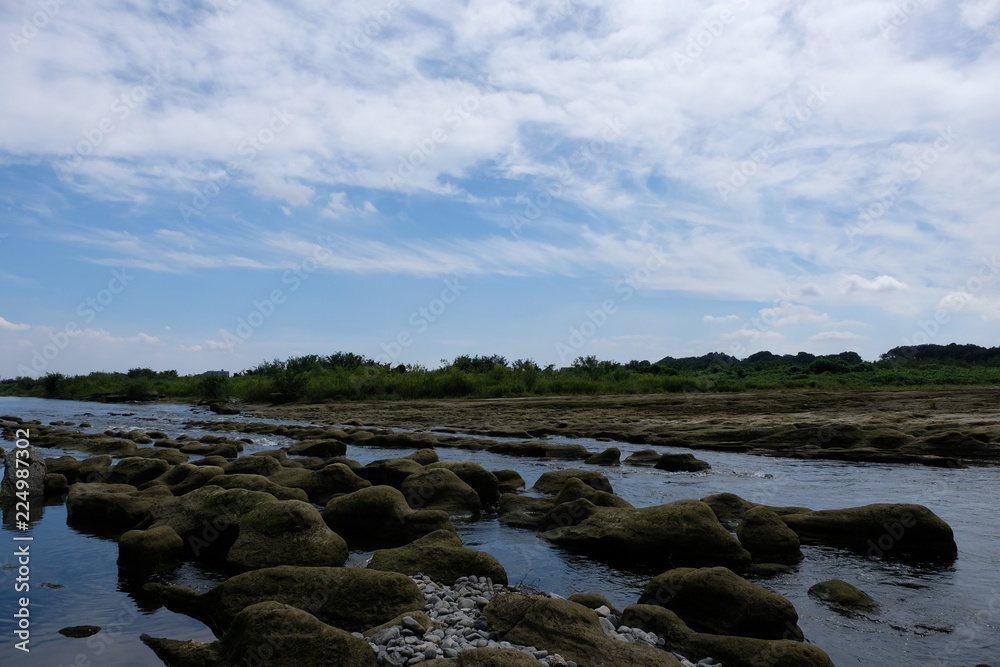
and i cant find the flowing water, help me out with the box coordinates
[1,396,998,666]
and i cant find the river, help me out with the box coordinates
[0,396,997,666]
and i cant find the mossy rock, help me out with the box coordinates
[269,462,371,504]
[286,439,347,458]
[737,506,803,564]
[139,463,224,495]
[106,457,172,486]
[566,592,622,618]
[426,460,500,506]
[624,449,662,466]
[44,455,112,485]
[655,453,711,472]
[533,468,613,494]
[368,529,507,585]
[621,604,834,667]
[210,474,309,502]
[228,499,348,569]
[406,448,440,465]
[66,483,172,531]
[322,485,453,549]
[118,525,184,570]
[541,499,752,572]
[638,566,803,641]
[142,601,377,667]
[400,468,481,517]
[584,447,621,465]
[493,469,525,493]
[781,503,957,559]
[357,457,424,488]
[224,455,282,477]
[807,579,878,614]
[149,565,424,635]
[484,594,681,667]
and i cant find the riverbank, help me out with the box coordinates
[244,389,1000,465]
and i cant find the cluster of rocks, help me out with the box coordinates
[0,414,969,667]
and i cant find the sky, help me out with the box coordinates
[1,0,999,378]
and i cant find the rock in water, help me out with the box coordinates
[807,579,878,614]
[638,566,804,641]
[540,499,752,572]
[1,445,46,501]
[142,601,377,666]
[780,503,958,559]
[367,529,508,585]
[149,565,424,634]
[621,605,834,667]
[736,506,803,564]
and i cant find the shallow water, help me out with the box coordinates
[1,396,998,666]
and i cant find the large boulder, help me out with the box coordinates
[142,601,377,667]
[540,499,752,572]
[621,605,834,667]
[322,485,453,549]
[357,457,424,487]
[149,565,424,634]
[269,462,371,504]
[780,503,958,559]
[1,445,46,501]
[227,499,348,569]
[533,468,612,494]
[807,579,878,615]
[737,506,803,564]
[118,525,185,570]
[493,470,525,493]
[286,439,347,458]
[484,594,682,667]
[106,457,171,486]
[638,567,803,641]
[44,455,112,485]
[66,483,173,531]
[426,460,500,506]
[401,468,481,517]
[368,529,508,585]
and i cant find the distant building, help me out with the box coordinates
[202,370,230,377]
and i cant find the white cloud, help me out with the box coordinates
[0,316,30,331]
[703,314,740,322]
[841,275,909,293]
[723,329,784,340]
[758,302,830,327]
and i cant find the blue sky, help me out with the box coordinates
[1,0,999,378]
